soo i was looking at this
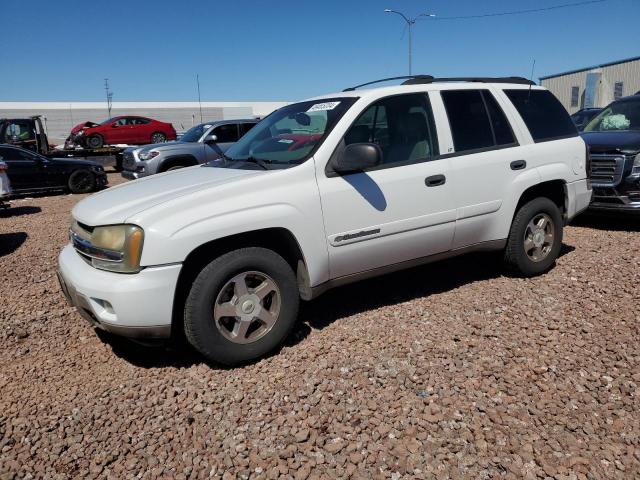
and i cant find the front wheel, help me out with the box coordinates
[184,247,299,366]
[68,169,96,194]
[504,197,563,276]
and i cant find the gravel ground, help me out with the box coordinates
[1,172,639,479]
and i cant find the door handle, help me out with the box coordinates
[425,174,446,187]
[510,160,526,170]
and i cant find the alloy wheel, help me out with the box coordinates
[213,271,281,344]
[523,213,555,262]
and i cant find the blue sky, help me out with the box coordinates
[1,0,638,102]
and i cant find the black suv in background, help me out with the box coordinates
[581,94,640,213]
[0,144,107,194]
[570,108,602,131]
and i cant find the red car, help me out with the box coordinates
[69,116,176,149]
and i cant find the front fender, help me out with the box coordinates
[138,203,329,288]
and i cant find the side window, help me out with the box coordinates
[213,124,240,143]
[6,122,35,141]
[240,123,256,136]
[2,148,35,161]
[113,118,128,126]
[483,92,516,146]
[344,93,438,167]
[133,118,150,125]
[505,89,577,142]
[441,90,494,152]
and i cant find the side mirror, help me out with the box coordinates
[111,123,119,128]
[332,143,382,174]
[205,134,218,143]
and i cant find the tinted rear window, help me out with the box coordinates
[505,89,577,142]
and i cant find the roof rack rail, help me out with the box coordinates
[343,75,434,91]
[403,76,536,86]
[343,75,535,91]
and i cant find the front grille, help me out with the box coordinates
[589,154,625,187]
[123,152,136,170]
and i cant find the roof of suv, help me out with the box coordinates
[311,81,543,103]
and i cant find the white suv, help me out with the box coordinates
[58,76,592,365]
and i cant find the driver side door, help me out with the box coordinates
[315,92,456,279]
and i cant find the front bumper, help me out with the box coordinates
[588,179,640,213]
[96,172,108,187]
[57,244,181,339]
[121,169,146,180]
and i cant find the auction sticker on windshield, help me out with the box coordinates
[307,101,341,112]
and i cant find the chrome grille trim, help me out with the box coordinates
[589,154,625,187]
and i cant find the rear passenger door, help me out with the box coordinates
[437,88,524,249]
[316,93,456,279]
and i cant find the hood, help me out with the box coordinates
[72,165,263,225]
[581,130,640,155]
[71,121,100,134]
[137,140,182,153]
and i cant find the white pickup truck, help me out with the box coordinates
[58,76,592,365]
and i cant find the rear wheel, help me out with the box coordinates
[151,132,166,143]
[86,134,104,149]
[68,169,96,194]
[184,247,299,366]
[504,197,563,276]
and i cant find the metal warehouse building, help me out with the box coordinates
[540,56,640,114]
[0,101,287,143]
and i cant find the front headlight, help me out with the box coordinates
[76,130,84,136]
[71,221,144,273]
[138,150,159,161]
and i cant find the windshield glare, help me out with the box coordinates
[180,124,209,143]
[584,99,640,132]
[220,98,356,166]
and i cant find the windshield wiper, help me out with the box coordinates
[239,156,270,170]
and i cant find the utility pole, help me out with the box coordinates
[196,74,203,123]
[104,79,113,118]
[384,9,436,75]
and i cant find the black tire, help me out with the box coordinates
[68,169,96,194]
[86,134,104,149]
[504,197,563,276]
[151,132,166,143]
[184,247,299,366]
[165,165,185,172]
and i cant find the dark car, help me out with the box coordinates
[570,108,602,131]
[68,116,177,149]
[580,95,640,213]
[0,144,107,194]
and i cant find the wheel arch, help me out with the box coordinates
[514,179,567,220]
[158,155,199,172]
[170,227,309,338]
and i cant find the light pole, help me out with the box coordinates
[384,9,436,75]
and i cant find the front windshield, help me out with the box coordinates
[584,99,640,132]
[219,98,357,167]
[180,124,209,143]
[99,118,116,125]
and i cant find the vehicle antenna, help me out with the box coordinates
[196,74,204,124]
[527,59,536,102]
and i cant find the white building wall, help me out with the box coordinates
[541,58,640,114]
[0,101,287,143]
